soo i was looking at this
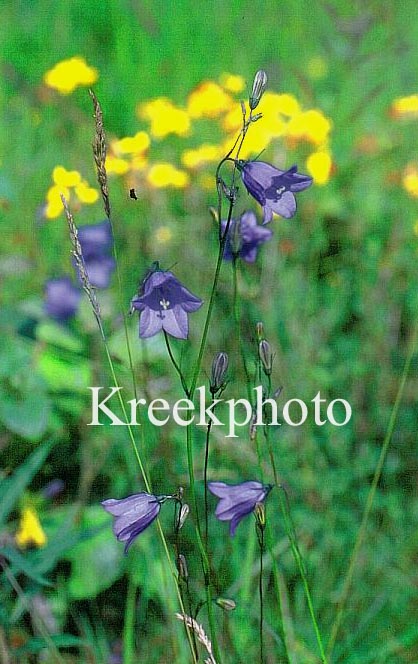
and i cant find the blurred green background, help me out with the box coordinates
[1,1,418,663]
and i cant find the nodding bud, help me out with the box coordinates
[255,321,265,342]
[215,598,237,612]
[249,70,268,110]
[259,339,273,375]
[254,502,266,529]
[177,554,189,581]
[178,504,189,530]
[210,352,229,394]
[249,411,258,441]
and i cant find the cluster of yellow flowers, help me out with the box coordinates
[45,166,98,219]
[43,56,98,95]
[106,74,333,189]
[42,59,334,218]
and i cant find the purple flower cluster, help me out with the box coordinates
[103,481,272,552]
[44,220,115,322]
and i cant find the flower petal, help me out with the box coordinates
[139,308,163,338]
[162,305,188,339]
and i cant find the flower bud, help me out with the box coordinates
[259,339,273,375]
[210,352,229,394]
[177,554,189,581]
[178,504,189,530]
[254,502,266,530]
[215,597,237,612]
[249,70,267,110]
[255,321,265,342]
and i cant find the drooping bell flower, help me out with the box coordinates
[131,268,203,340]
[76,220,115,288]
[221,210,272,262]
[102,492,163,553]
[208,480,272,536]
[44,277,81,322]
[237,160,312,223]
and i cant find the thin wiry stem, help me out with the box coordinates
[163,331,190,395]
[259,526,265,664]
[326,319,418,660]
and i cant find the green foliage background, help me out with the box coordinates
[0,1,417,663]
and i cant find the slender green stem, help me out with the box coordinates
[326,320,418,660]
[232,258,252,400]
[164,331,189,395]
[123,574,137,664]
[259,528,265,664]
[204,417,214,544]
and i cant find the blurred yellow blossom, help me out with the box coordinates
[307,56,329,80]
[286,109,332,146]
[16,507,47,548]
[52,166,81,188]
[105,155,130,175]
[112,131,150,155]
[182,144,222,169]
[187,81,234,119]
[45,184,69,219]
[414,220,418,236]
[131,154,148,171]
[306,150,332,185]
[391,94,418,118]
[402,164,418,197]
[147,163,189,188]
[220,73,245,93]
[155,226,173,244]
[138,98,190,138]
[263,92,300,118]
[75,182,99,204]
[43,56,98,95]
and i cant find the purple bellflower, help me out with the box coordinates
[44,277,81,322]
[208,481,272,536]
[221,210,273,263]
[102,492,162,553]
[131,268,203,340]
[237,160,313,224]
[76,220,116,289]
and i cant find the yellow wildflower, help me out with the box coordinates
[138,98,190,138]
[402,164,418,197]
[44,184,69,219]
[16,507,47,548]
[307,56,328,80]
[391,94,418,118]
[286,109,332,146]
[112,131,150,155]
[181,144,222,169]
[306,150,332,185]
[155,226,173,244]
[43,56,98,95]
[187,81,234,119]
[75,182,99,204]
[262,92,300,118]
[146,163,189,188]
[220,73,245,93]
[52,166,81,188]
[105,155,130,175]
